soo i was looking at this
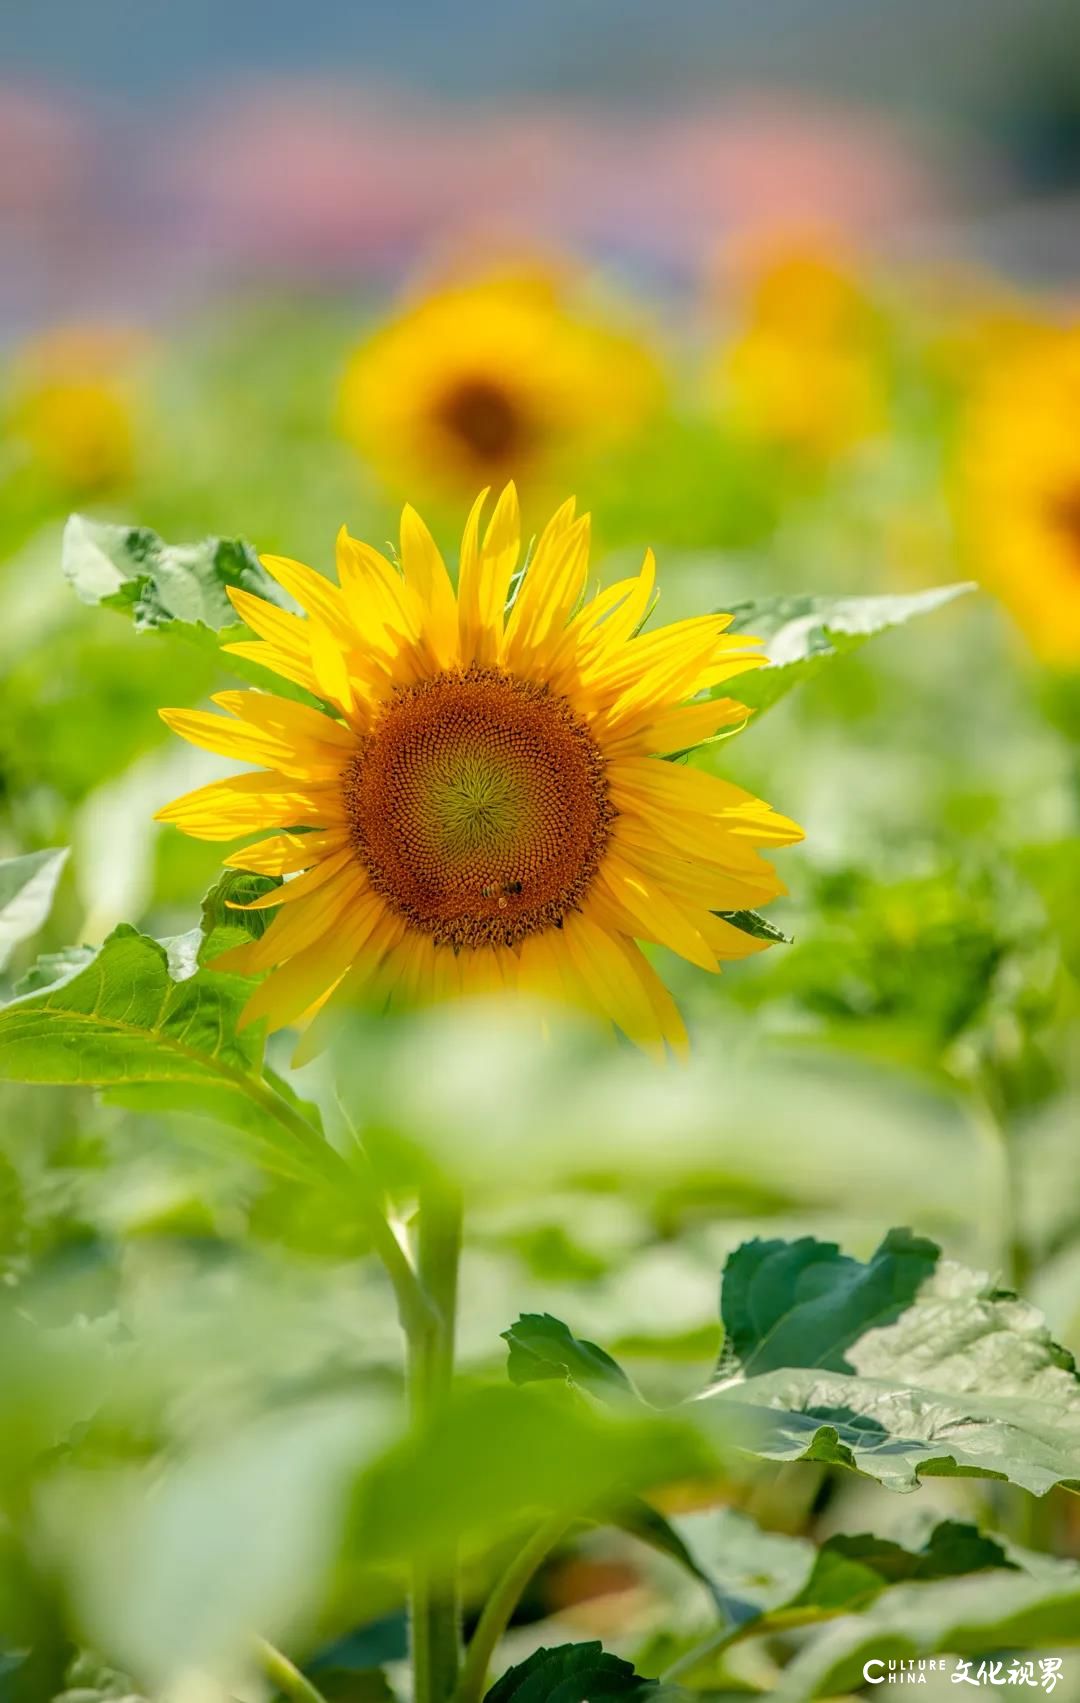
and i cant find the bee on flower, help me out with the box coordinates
[957,320,1080,666]
[156,486,801,1059]
[339,267,663,500]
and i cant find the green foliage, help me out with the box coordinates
[702,1232,1080,1493]
[350,1384,711,1568]
[0,849,68,972]
[725,584,973,712]
[63,514,286,635]
[0,887,338,1188]
[484,1642,673,1703]
[503,1314,640,1401]
[716,1227,940,1377]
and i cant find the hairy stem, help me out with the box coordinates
[453,1515,572,1703]
[408,1182,464,1703]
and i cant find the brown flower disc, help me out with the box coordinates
[344,668,613,948]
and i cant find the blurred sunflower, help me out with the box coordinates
[340,271,662,498]
[157,486,801,1058]
[713,237,884,463]
[5,324,145,494]
[958,323,1080,664]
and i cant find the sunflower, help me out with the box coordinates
[157,487,802,1058]
[958,323,1080,664]
[6,324,145,494]
[340,271,661,498]
[714,237,884,463]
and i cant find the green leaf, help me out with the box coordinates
[484,1641,678,1703]
[782,1521,1014,1619]
[63,514,286,633]
[699,1231,1080,1494]
[714,908,792,946]
[503,1314,640,1401]
[0,923,331,1187]
[717,1227,940,1377]
[0,849,69,972]
[61,516,320,702]
[12,945,96,997]
[350,1384,712,1568]
[724,585,973,713]
[775,1562,1080,1701]
[613,1499,733,1617]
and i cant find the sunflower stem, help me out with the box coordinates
[408,1181,464,1703]
[255,1636,330,1703]
[453,1514,572,1703]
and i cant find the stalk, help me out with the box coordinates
[408,1182,464,1703]
[453,1515,572,1703]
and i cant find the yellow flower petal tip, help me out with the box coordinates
[157,494,801,1055]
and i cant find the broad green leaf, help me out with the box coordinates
[781,1521,1014,1618]
[349,1384,712,1568]
[0,923,330,1187]
[699,1234,1080,1494]
[61,515,319,701]
[63,514,286,633]
[0,849,69,972]
[716,1227,939,1378]
[485,1641,679,1703]
[724,585,973,713]
[503,1313,640,1401]
[775,1562,1080,1700]
[659,1511,1012,1663]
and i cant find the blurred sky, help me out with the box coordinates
[1,0,1078,335]
[0,0,1074,116]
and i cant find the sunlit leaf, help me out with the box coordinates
[698,1231,1080,1494]
[61,515,318,701]
[63,514,285,633]
[716,1227,939,1378]
[724,585,973,713]
[0,923,330,1187]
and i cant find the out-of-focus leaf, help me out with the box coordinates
[11,946,95,998]
[0,924,330,1187]
[774,1561,1080,1700]
[716,1227,939,1378]
[304,1611,408,1677]
[503,1314,639,1401]
[781,1521,1014,1617]
[350,1384,713,1568]
[39,1396,389,1695]
[0,849,69,972]
[484,1641,680,1703]
[698,1233,1080,1494]
[613,1500,732,1617]
[724,585,973,713]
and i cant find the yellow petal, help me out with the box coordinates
[400,503,459,667]
[222,829,348,876]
